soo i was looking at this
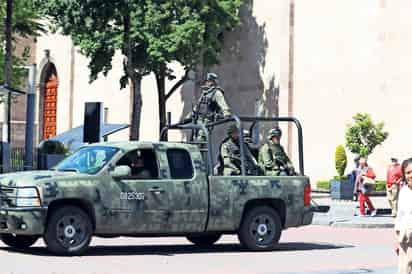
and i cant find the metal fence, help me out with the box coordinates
[9,147,37,172]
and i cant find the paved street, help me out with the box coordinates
[0,225,397,274]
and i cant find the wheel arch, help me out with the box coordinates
[46,199,96,231]
[239,198,286,229]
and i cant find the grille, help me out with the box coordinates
[0,186,16,207]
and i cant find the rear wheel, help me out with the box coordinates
[44,206,93,256]
[238,206,282,251]
[1,234,38,249]
[186,234,221,247]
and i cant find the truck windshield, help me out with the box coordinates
[53,146,119,174]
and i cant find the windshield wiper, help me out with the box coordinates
[56,168,80,173]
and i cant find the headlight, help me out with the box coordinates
[16,187,41,207]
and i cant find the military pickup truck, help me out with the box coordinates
[0,116,312,255]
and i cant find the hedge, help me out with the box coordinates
[316,180,330,190]
[316,179,387,191]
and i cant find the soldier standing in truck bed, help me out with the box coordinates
[186,73,232,140]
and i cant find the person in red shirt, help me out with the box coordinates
[387,157,402,217]
[356,157,377,217]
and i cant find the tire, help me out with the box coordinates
[44,206,93,256]
[238,206,282,251]
[186,234,221,247]
[1,234,38,249]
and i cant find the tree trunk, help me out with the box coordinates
[4,0,13,143]
[129,75,142,140]
[155,65,167,138]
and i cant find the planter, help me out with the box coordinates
[330,179,355,200]
[37,153,66,170]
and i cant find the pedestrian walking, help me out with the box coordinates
[355,157,377,217]
[387,157,402,217]
[349,155,360,201]
[395,158,412,274]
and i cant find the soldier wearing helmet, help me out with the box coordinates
[258,127,295,176]
[218,124,259,176]
[186,73,232,140]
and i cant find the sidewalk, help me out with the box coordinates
[311,193,395,228]
[279,267,396,274]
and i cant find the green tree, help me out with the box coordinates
[335,145,347,178]
[147,1,242,133]
[36,0,242,139]
[0,0,45,87]
[345,113,389,157]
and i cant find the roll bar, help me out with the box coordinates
[160,114,304,176]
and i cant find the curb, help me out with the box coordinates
[312,189,387,197]
[330,222,394,228]
[312,214,395,229]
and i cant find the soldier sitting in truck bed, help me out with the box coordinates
[259,127,296,176]
[219,124,260,176]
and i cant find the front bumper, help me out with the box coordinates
[0,207,47,235]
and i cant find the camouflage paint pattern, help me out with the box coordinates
[0,141,312,238]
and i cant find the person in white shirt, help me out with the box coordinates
[395,158,412,274]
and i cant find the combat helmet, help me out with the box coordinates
[227,124,239,135]
[205,72,218,83]
[268,127,282,139]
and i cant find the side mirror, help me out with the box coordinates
[110,165,131,178]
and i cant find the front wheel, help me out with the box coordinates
[44,206,93,256]
[238,206,282,251]
[186,234,221,247]
[1,234,38,249]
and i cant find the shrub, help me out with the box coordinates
[335,145,347,178]
[375,180,386,192]
[345,113,388,157]
[38,140,68,155]
[316,180,330,190]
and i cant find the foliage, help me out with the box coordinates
[0,0,45,88]
[335,145,347,177]
[317,180,386,192]
[35,0,243,137]
[316,180,330,190]
[38,140,68,155]
[375,180,386,192]
[345,113,389,157]
[333,175,348,180]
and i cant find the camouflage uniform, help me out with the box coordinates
[190,73,231,140]
[259,128,295,176]
[220,126,259,176]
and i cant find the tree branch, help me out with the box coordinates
[165,69,189,101]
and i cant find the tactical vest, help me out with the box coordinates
[195,87,222,119]
[266,141,288,167]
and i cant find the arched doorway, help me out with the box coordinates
[39,63,58,140]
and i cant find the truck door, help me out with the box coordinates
[166,148,208,233]
[110,148,170,233]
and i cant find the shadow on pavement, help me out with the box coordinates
[1,242,353,257]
